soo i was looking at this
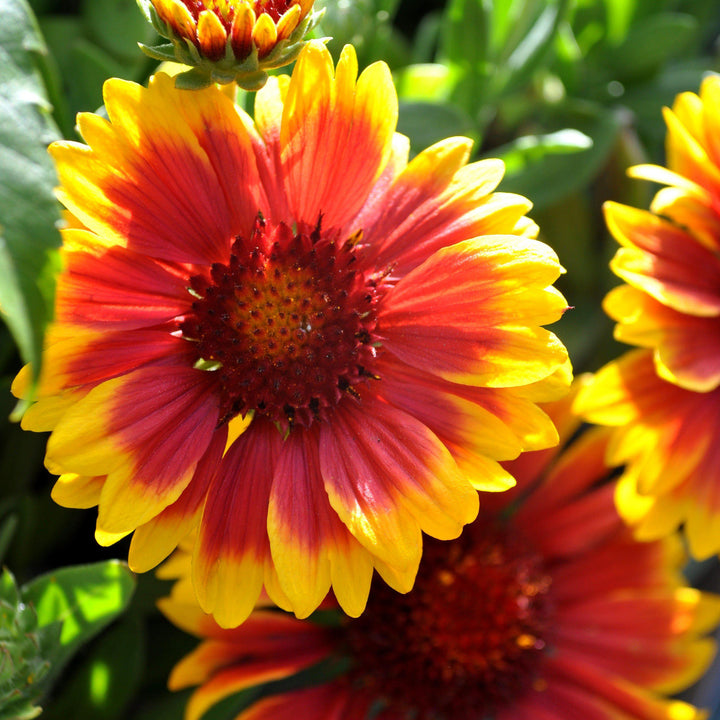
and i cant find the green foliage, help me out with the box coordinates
[0,561,135,719]
[38,0,157,136]
[0,0,62,412]
[2,1,720,718]
[40,616,144,720]
[397,101,476,154]
[0,569,56,719]
[316,0,409,70]
[382,0,718,192]
[497,103,622,209]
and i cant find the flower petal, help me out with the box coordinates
[360,144,534,277]
[79,338,192,399]
[128,427,227,572]
[193,420,281,628]
[378,236,568,386]
[52,73,263,265]
[605,284,720,392]
[576,352,720,558]
[51,473,105,509]
[650,186,720,254]
[605,202,720,317]
[249,75,292,223]
[554,589,719,694]
[280,43,397,230]
[573,350,658,426]
[46,361,218,536]
[376,355,561,473]
[158,609,333,720]
[57,233,191,330]
[665,101,720,199]
[319,397,478,573]
[544,652,705,720]
[236,683,360,720]
[268,428,374,618]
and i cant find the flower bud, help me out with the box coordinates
[137,0,322,90]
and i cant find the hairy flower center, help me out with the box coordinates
[345,521,554,718]
[182,0,295,24]
[181,218,380,429]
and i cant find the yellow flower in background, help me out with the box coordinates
[13,43,570,628]
[575,76,720,557]
[159,381,720,720]
[138,0,320,89]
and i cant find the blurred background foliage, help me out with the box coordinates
[1,0,720,717]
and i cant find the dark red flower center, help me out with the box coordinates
[181,217,381,429]
[345,520,554,718]
[181,0,295,25]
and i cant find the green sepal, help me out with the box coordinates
[136,41,178,63]
[173,67,217,90]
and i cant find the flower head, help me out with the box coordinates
[14,42,569,627]
[159,381,720,720]
[575,76,720,556]
[138,0,320,89]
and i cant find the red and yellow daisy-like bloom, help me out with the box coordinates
[159,381,720,720]
[138,0,320,89]
[13,42,569,628]
[575,76,720,557]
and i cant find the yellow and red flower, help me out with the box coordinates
[13,42,570,628]
[575,76,720,556]
[159,381,720,720]
[138,0,320,89]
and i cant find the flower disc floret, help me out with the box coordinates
[346,522,553,718]
[181,217,381,428]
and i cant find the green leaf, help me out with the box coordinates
[0,514,18,566]
[316,0,408,69]
[68,39,128,115]
[486,0,522,57]
[602,0,638,44]
[131,691,192,720]
[82,0,156,63]
[605,13,698,82]
[498,0,569,96]
[0,569,56,720]
[440,0,488,69]
[493,129,592,176]
[27,0,52,12]
[621,58,711,151]
[410,11,441,64]
[439,0,491,114]
[21,560,136,685]
[0,0,63,410]
[0,566,20,607]
[40,617,144,720]
[497,104,621,209]
[0,562,135,718]
[397,101,476,154]
[395,63,457,103]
